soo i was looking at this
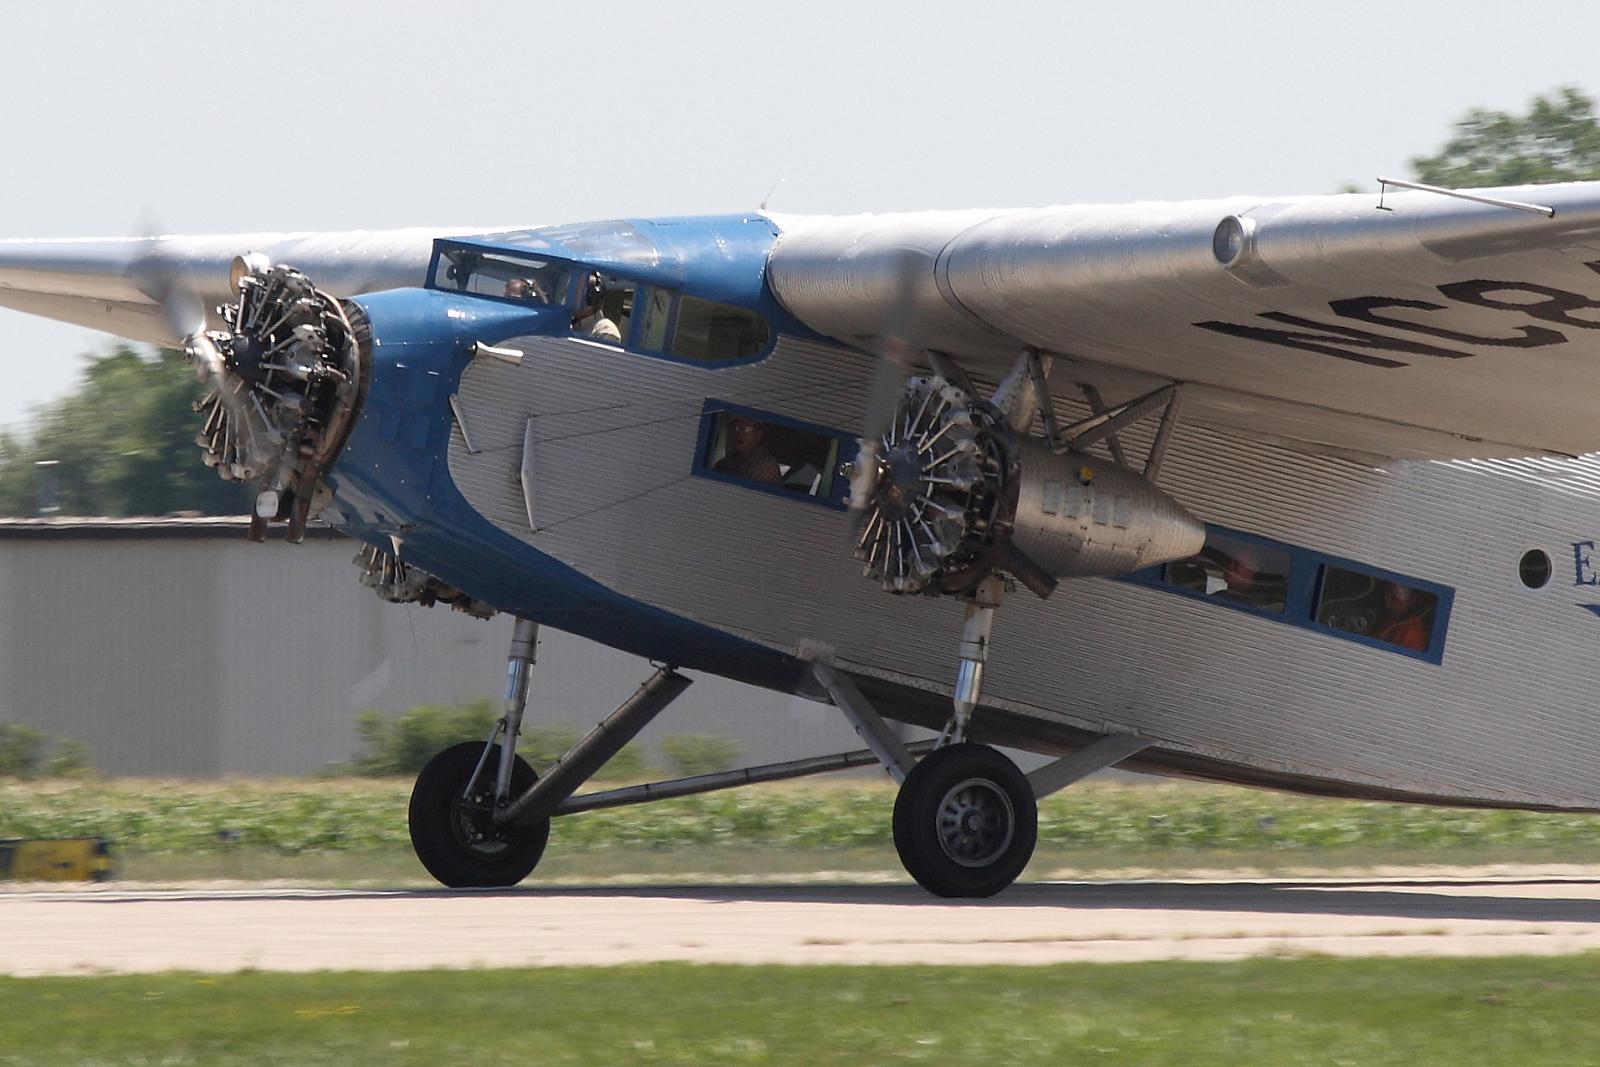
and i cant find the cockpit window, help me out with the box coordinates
[637,287,672,351]
[670,295,769,361]
[433,248,570,306]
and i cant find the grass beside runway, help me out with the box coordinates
[8,776,1600,883]
[1,957,1598,1065]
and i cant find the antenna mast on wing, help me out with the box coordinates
[1375,176,1556,217]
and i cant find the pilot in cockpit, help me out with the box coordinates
[571,271,622,342]
[504,276,549,303]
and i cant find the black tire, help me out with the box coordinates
[892,743,1037,898]
[408,740,550,888]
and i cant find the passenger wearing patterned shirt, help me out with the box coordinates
[714,417,782,485]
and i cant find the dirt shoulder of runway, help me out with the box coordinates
[7,874,1600,973]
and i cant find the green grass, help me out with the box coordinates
[1,958,1598,1065]
[7,776,1600,880]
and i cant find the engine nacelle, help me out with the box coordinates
[855,375,1204,596]
[1008,442,1205,579]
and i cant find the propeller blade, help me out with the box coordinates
[160,282,205,342]
[849,250,926,519]
[995,538,1059,600]
[128,215,208,342]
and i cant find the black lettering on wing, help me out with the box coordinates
[1195,312,1473,368]
[1329,296,1567,348]
[1438,278,1600,330]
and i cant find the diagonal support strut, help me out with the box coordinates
[496,667,692,826]
[1026,733,1151,800]
[1057,384,1176,454]
[811,662,917,783]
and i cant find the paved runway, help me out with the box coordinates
[6,877,1600,974]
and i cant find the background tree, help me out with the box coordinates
[1412,85,1600,188]
[0,346,247,517]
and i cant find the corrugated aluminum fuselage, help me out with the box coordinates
[334,319,1600,813]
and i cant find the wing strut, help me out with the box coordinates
[1039,379,1186,484]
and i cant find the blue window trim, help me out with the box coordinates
[691,399,859,510]
[1122,523,1455,665]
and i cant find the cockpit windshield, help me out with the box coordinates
[432,247,571,306]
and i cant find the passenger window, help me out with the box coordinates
[702,410,841,499]
[435,249,570,306]
[1314,566,1438,653]
[671,296,769,361]
[1165,532,1290,614]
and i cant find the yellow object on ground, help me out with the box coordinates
[0,838,113,882]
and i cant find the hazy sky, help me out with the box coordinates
[2,0,1598,430]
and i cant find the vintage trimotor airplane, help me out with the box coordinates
[6,177,1600,896]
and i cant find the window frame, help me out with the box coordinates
[691,399,858,510]
[1123,524,1454,664]
[667,293,773,364]
[427,242,578,310]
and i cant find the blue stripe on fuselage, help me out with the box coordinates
[324,283,803,691]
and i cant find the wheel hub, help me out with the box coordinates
[935,776,1016,868]
[451,787,514,856]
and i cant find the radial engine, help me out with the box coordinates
[186,261,367,541]
[184,260,501,618]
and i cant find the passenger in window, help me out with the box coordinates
[713,416,782,485]
[1205,546,1287,612]
[1371,581,1430,652]
[572,272,622,342]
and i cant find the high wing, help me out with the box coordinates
[9,184,1600,462]
[0,227,491,344]
[767,182,1600,461]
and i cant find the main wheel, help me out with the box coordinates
[408,740,550,888]
[892,743,1037,898]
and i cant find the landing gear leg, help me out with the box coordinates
[407,618,549,888]
[941,576,1004,746]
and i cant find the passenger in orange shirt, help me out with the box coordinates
[1373,582,1430,652]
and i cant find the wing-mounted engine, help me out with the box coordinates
[186,261,367,541]
[855,370,1205,600]
[848,347,1206,743]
